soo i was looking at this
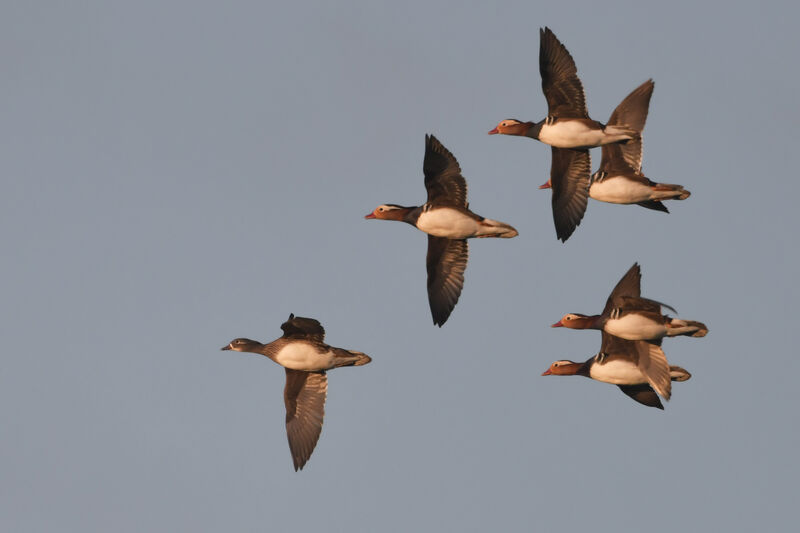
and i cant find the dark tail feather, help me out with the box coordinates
[687,321,708,338]
[637,200,669,213]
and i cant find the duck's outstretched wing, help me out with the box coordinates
[423,134,468,208]
[602,263,642,316]
[617,384,664,409]
[550,147,590,242]
[284,369,327,471]
[600,331,671,401]
[426,236,468,327]
[539,27,589,119]
[281,313,326,342]
[606,79,654,172]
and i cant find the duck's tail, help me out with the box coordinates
[665,319,708,338]
[669,366,692,382]
[477,218,519,238]
[651,182,691,201]
[333,349,372,368]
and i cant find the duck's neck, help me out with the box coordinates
[525,121,542,139]
[241,339,282,361]
[565,361,591,376]
[586,315,605,329]
[388,205,422,225]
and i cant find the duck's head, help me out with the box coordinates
[551,313,594,329]
[221,338,262,352]
[365,204,409,221]
[542,360,582,376]
[488,119,530,136]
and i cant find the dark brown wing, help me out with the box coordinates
[423,134,468,208]
[600,331,671,400]
[607,80,654,171]
[602,263,642,316]
[550,147,590,242]
[284,370,327,471]
[539,27,589,119]
[619,296,678,315]
[618,384,664,409]
[426,236,468,327]
[597,143,633,173]
[281,313,325,342]
[600,330,638,360]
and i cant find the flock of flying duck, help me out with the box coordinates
[222,27,707,470]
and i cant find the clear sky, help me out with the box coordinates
[2,1,797,532]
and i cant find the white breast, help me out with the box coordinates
[273,342,335,371]
[589,359,647,385]
[538,121,605,149]
[590,176,654,204]
[604,314,666,341]
[416,207,480,239]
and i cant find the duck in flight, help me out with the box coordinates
[489,27,640,241]
[488,27,639,149]
[222,314,371,471]
[586,79,691,212]
[551,263,708,342]
[542,331,692,409]
[366,134,518,326]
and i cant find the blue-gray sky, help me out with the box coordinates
[2,1,797,531]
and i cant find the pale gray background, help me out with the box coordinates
[1,1,797,531]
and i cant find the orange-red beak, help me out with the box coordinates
[551,321,564,328]
[488,127,499,135]
[539,180,552,190]
[541,369,552,376]
[364,212,376,219]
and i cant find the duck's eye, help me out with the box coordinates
[565,316,571,321]
[553,362,559,367]
[378,207,384,212]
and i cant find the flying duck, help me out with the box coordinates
[488,27,639,149]
[222,313,371,471]
[542,331,692,409]
[552,263,708,342]
[488,28,639,241]
[366,134,518,327]
[587,79,691,212]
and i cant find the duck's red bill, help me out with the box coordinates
[541,369,552,376]
[488,128,499,135]
[364,213,376,219]
[550,321,563,328]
